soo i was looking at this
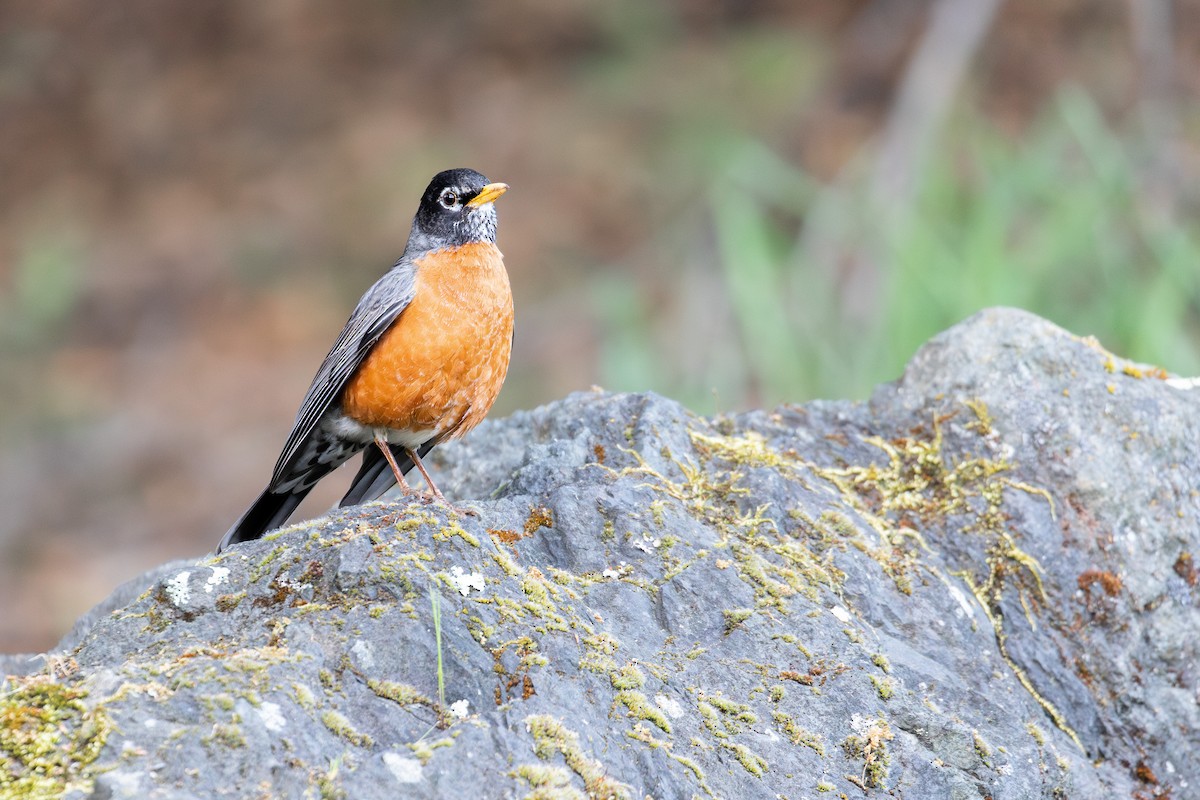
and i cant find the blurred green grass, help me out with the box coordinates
[594,89,1200,410]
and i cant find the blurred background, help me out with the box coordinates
[2,1,1198,652]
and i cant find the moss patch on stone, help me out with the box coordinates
[0,676,112,797]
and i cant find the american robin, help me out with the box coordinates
[218,168,513,552]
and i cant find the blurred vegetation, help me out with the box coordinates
[594,88,1200,409]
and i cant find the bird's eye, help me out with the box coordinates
[439,189,459,208]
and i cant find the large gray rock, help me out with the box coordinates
[3,307,1197,799]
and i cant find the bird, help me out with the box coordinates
[218,168,513,552]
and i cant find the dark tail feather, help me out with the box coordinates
[218,488,309,553]
[339,443,434,507]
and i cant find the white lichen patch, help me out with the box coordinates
[449,699,470,719]
[602,562,631,580]
[165,571,191,607]
[830,605,851,623]
[258,702,286,732]
[204,567,231,594]
[351,639,376,670]
[655,694,684,719]
[449,566,485,596]
[383,752,423,784]
[947,582,977,619]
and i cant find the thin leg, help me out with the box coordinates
[407,447,448,504]
[373,433,415,494]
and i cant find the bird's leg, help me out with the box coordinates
[407,448,478,516]
[373,433,416,495]
[406,447,448,504]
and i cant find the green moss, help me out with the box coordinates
[207,692,236,712]
[394,511,437,535]
[816,780,836,792]
[842,718,893,789]
[321,710,372,747]
[869,675,895,700]
[579,633,620,674]
[249,544,287,583]
[0,678,111,797]
[491,549,521,577]
[525,715,631,800]
[768,685,785,702]
[722,608,753,634]
[435,522,479,547]
[511,762,581,798]
[705,694,756,725]
[215,591,246,612]
[204,722,247,749]
[293,682,316,709]
[973,731,992,764]
[771,711,824,755]
[724,742,767,777]
[614,691,670,734]
[368,680,430,707]
[871,653,891,672]
[1026,722,1046,746]
[408,736,455,765]
[609,664,646,691]
[316,758,346,800]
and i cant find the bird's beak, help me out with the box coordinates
[466,182,509,207]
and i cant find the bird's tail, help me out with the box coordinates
[217,488,308,553]
[339,443,433,507]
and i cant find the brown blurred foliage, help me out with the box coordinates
[1,1,1196,651]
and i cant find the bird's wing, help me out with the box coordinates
[269,261,417,487]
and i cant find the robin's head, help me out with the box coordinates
[406,168,508,254]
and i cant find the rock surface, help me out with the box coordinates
[3,307,1198,799]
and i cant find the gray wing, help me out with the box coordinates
[268,261,417,487]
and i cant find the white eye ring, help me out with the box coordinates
[439,189,459,208]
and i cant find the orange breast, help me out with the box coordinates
[340,241,513,441]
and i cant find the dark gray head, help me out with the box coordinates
[404,168,508,255]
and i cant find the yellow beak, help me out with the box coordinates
[466,182,509,207]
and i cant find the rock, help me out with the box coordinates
[2,307,1197,799]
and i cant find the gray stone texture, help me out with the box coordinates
[3,308,1196,799]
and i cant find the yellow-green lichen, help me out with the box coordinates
[722,608,753,634]
[511,762,581,799]
[368,680,430,708]
[408,736,455,765]
[614,691,671,734]
[0,677,112,797]
[724,742,767,777]
[294,682,316,709]
[771,711,824,755]
[434,522,479,547]
[248,544,287,583]
[842,718,893,790]
[321,710,372,747]
[525,714,631,800]
[579,634,620,674]
[869,675,895,700]
[973,731,992,765]
[204,722,247,749]
[609,664,645,691]
[215,592,246,612]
